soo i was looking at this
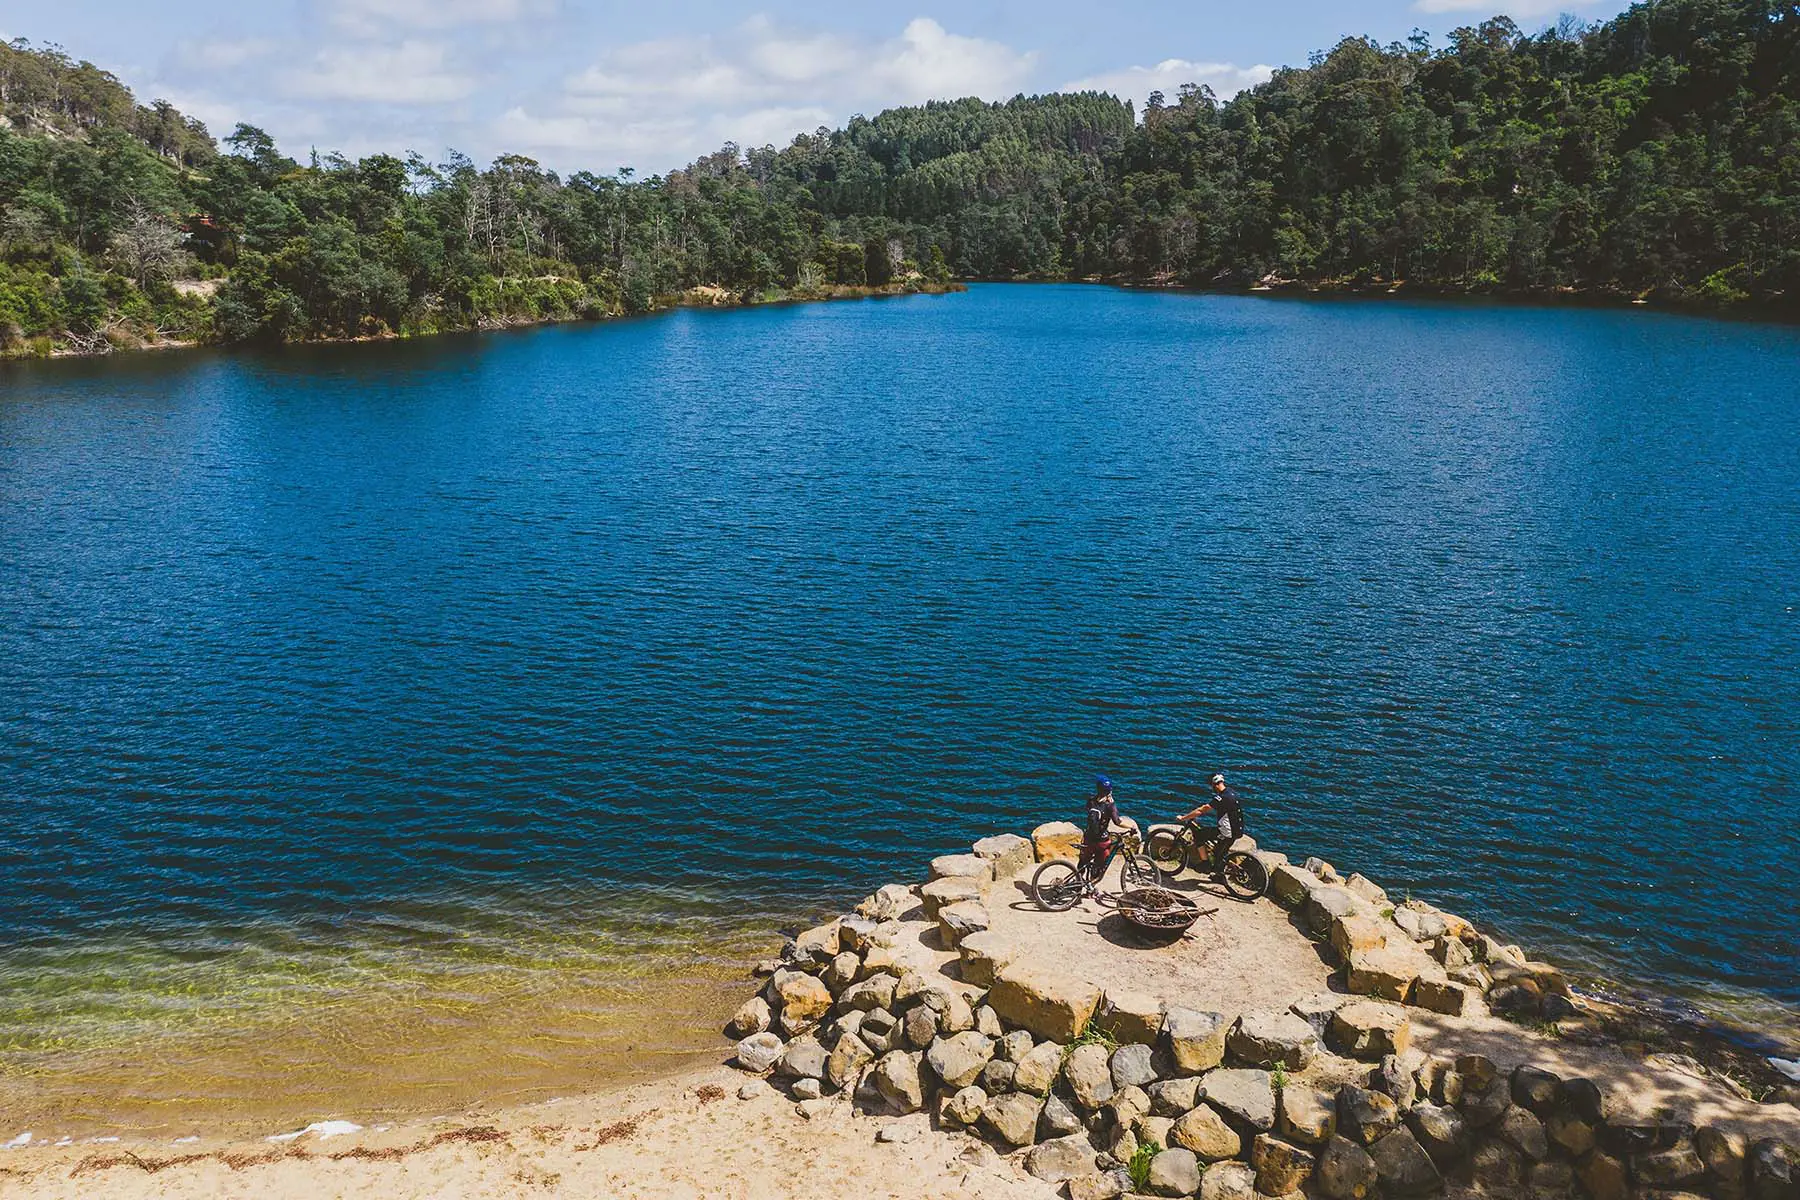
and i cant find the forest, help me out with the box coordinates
[3,0,1798,355]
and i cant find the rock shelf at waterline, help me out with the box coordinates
[727,826,1800,1200]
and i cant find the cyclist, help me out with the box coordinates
[1081,775,1140,873]
[1177,772,1244,875]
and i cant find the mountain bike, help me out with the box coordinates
[1144,819,1270,901]
[1029,829,1163,912]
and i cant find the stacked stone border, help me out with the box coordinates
[723,825,1798,1200]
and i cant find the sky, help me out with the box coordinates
[2,0,1633,175]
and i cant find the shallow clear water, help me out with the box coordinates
[3,284,1798,1126]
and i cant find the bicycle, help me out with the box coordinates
[1029,828,1163,912]
[1144,819,1270,900]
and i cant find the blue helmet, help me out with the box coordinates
[1094,774,1113,796]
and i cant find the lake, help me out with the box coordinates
[3,284,1797,1130]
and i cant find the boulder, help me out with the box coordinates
[1040,1091,1083,1137]
[775,972,834,1034]
[856,883,916,922]
[794,1095,832,1119]
[1495,1106,1548,1160]
[1252,1134,1316,1195]
[1112,1042,1159,1090]
[929,852,993,882]
[979,1091,1043,1146]
[1149,1076,1204,1116]
[776,1035,828,1080]
[1344,944,1419,1003]
[1202,1068,1276,1132]
[1393,907,1446,943]
[979,1059,1015,1093]
[823,950,861,993]
[1527,1158,1576,1199]
[1413,976,1474,1016]
[1068,1169,1130,1200]
[1556,1076,1607,1123]
[1544,1111,1595,1158]
[1012,1040,1064,1095]
[1065,1041,1117,1109]
[1147,1147,1203,1197]
[1269,863,1319,908]
[826,1032,875,1091]
[840,972,899,1013]
[1459,1075,1513,1129]
[956,931,1015,987]
[917,983,975,1032]
[936,900,990,947]
[1330,914,1389,963]
[1431,933,1473,970]
[859,942,902,979]
[1694,1126,1747,1184]
[972,833,1035,879]
[727,995,772,1038]
[925,1030,994,1089]
[1227,1011,1318,1070]
[1636,1143,1707,1189]
[792,919,842,962]
[1163,1007,1232,1074]
[1198,1160,1259,1200]
[1747,1139,1795,1200]
[872,1050,928,1113]
[1277,1087,1336,1145]
[902,1004,939,1049]
[997,1028,1035,1063]
[1171,1103,1243,1160]
[975,1003,1003,1038]
[1305,886,1362,935]
[988,962,1102,1042]
[1137,1114,1175,1150]
[735,1031,785,1073]
[1469,1136,1526,1193]
[1032,820,1085,862]
[919,876,982,918]
[1368,1128,1441,1196]
[1314,1135,1379,1200]
[790,1077,822,1100]
[1289,992,1351,1041]
[1345,873,1387,905]
[1575,1150,1630,1200]
[1406,1102,1468,1169]
[1335,1085,1398,1147]
[837,915,879,952]
[942,1084,988,1127]
[1025,1134,1098,1183]
[1098,988,1167,1045]
[1327,1000,1410,1060]
[1373,1053,1418,1108]
[1109,1084,1152,1130]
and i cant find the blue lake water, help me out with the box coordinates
[3,284,1798,1123]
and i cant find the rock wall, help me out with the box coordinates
[723,830,1799,1200]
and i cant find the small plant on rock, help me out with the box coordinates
[1271,1063,1289,1092]
[1128,1141,1157,1192]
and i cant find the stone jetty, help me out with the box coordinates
[725,823,1800,1200]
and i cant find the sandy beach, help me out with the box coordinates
[4,847,1792,1200]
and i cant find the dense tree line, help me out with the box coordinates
[3,0,1799,356]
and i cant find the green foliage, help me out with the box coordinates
[7,0,1800,354]
[1127,1140,1157,1191]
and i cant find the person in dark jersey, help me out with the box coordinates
[1178,772,1245,875]
[1080,775,1139,872]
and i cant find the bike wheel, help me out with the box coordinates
[1122,854,1163,889]
[1145,829,1188,874]
[1031,860,1085,911]
[1221,851,1269,900]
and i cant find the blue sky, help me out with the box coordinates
[3,0,1632,174]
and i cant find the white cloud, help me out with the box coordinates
[176,38,277,71]
[500,16,1035,170]
[281,40,475,104]
[326,0,555,35]
[1414,0,1596,13]
[1062,58,1274,109]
